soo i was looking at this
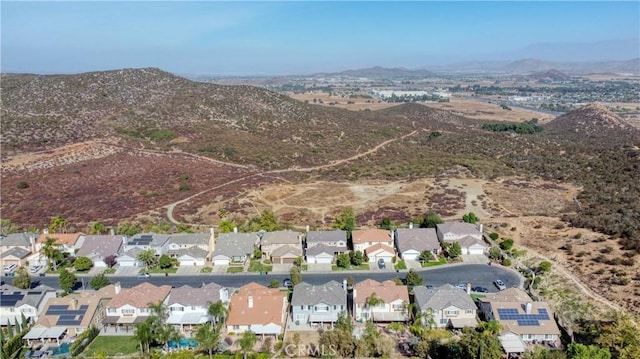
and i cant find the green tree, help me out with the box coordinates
[336,253,350,268]
[596,311,640,359]
[239,331,257,359]
[116,220,140,236]
[148,301,179,351]
[489,232,500,241]
[268,279,280,288]
[538,261,552,274]
[195,323,221,359]
[405,269,424,287]
[134,319,153,357]
[489,247,502,260]
[12,268,31,289]
[89,221,106,235]
[0,219,21,235]
[334,207,356,233]
[253,247,262,259]
[444,242,462,258]
[458,327,502,359]
[74,257,93,271]
[478,320,503,336]
[137,249,157,270]
[158,254,172,269]
[293,256,302,267]
[259,210,280,231]
[319,312,355,357]
[59,269,77,293]
[218,220,235,233]
[49,215,68,233]
[379,217,393,230]
[422,211,443,228]
[350,250,364,266]
[418,250,434,262]
[207,300,227,328]
[89,273,111,290]
[43,237,63,271]
[462,212,479,224]
[500,238,515,250]
[567,343,611,359]
[290,266,302,286]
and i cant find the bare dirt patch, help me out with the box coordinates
[289,92,400,111]
[423,97,555,123]
[484,178,580,217]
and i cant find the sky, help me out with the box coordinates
[1,1,639,75]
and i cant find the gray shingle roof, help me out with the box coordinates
[305,244,345,256]
[0,284,55,308]
[306,230,347,244]
[458,236,488,248]
[395,228,440,253]
[168,233,211,246]
[167,283,224,306]
[213,233,258,258]
[77,235,123,258]
[0,247,31,259]
[437,222,481,237]
[271,244,302,257]
[0,232,39,247]
[172,246,209,259]
[127,233,171,247]
[291,281,346,306]
[414,284,476,311]
[260,230,301,246]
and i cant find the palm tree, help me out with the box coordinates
[239,331,257,359]
[148,301,175,351]
[403,302,417,325]
[366,293,385,322]
[207,300,227,328]
[90,221,106,235]
[43,237,62,271]
[49,216,67,234]
[479,320,503,336]
[134,320,153,358]
[195,323,221,359]
[137,249,156,271]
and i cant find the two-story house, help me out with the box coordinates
[353,279,409,322]
[166,232,212,266]
[0,232,39,256]
[436,222,487,255]
[304,231,347,264]
[260,231,303,264]
[102,282,172,333]
[352,229,395,263]
[395,227,441,261]
[413,284,478,329]
[0,284,56,327]
[118,233,172,267]
[24,285,116,345]
[76,235,123,268]
[212,232,259,266]
[167,283,230,336]
[226,282,287,338]
[478,288,561,348]
[291,281,347,327]
[37,232,86,256]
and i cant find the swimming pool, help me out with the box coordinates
[168,338,198,349]
[50,343,71,355]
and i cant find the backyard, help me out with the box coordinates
[82,336,139,357]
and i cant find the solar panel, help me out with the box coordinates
[57,320,82,326]
[498,307,550,324]
[27,291,42,295]
[49,305,69,310]
[0,293,25,307]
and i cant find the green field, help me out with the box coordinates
[82,336,139,357]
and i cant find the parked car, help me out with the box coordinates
[494,280,507,291]
[3,264,17,273]
[425,285,434,289]
[137,272,151,279]
[283,279,293,288]
[377,258,386,269]
[472,286,488,293]
[454,283,467,289]
[29,265,42,273]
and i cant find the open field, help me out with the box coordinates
[422,97,555,123]
[288,92,400,111]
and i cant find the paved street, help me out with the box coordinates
[27,264,522,293]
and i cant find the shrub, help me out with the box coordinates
[178,182,191,191]
[16,181,29,189]
[500,238,514,250]
[489,232,499,241]
[502,258,512,267]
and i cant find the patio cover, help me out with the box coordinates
[167,312,210,325]
[372,312,407,322]
[23,327,67,340]
[499,333,526,353]
[449,317,478,328]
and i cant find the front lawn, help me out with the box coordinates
[200,266,213,273]
[82,336,139,357]
[146,267,178,274]
[227,266,244,273]
[332,263,370,271]
[422,258,447,267]
[248,260,273,273]
[394,260,407,270]
[103,268,116,274]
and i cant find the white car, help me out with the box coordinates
[29,265,43,273]
[494,279,507,291]
[3,264,18,273]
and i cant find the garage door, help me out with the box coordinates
[282,257,296,264]
[180,260,196,266]
[403,253,419,261]
[315,257,332,264]
[468,248,484,255]
[214,259,229,266]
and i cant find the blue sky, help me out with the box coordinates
[1,1,638,75]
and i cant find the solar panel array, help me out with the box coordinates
[0,292,25,307]
[130,235,153,246]
[497,307,550,327]
[46,304,89,326]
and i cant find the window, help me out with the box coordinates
[108,308,116,313]
[333,305,337,310]
[232,325,240,330]
[76,328,84,334]
[308,305,311,310]
[140,308,149,313]
[315,305,329,312]
[392,304,404,312]
[544,335,553,340]
[122,309,135,316]
[465,310,474,314]
[9,308,15,312]
[445,310,459,316]
[440,319,448,325]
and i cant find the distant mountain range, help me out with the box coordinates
[429,58,640,75]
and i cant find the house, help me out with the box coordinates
[353,279,409,322]
[413,284,478,329]
[305,244,337,264]
[226,282,287,337]
[0,284,56,326]
[436,222,487,255]
[0,232,39,255]
[271,244,302,264]
[116,247,144,267]
[291,281,347,326]
[352,229,394,254]
[166,232,212,265]
[1,232,42,268]
[395,227,441,261]
[102,282,172,332]
[1,247,31,269]
[167,283,230,335]
[37,233,86,255]
[478,288,561,347]
[306,230,347,250]
[24,285,116,345]
[260,231,302,262]
[364,243,396,264]
[76,235,123,267]
[122,233,172,256]
[212,232,259,266]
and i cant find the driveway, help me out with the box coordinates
[405,260,422,270]
[114,265,142,276]
[462,254,489,264]
[176,265,205,275]
[306,263,332,273]
[272,264,293,273]
[212,264,229,274]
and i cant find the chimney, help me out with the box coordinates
[409,222,413,229]
[478,224,484,234]
[220,288,229,303]
[43,228,49,235]
[29,236,36,253]
[233,226,238,234]
[115,282,121,294]
[110,228,115,236]
[525,302,532,314]
[71,298,79,310]
[306,225,310,233]
[343,279,347,291]
[248,296,253,308]
[466,283,471,295]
